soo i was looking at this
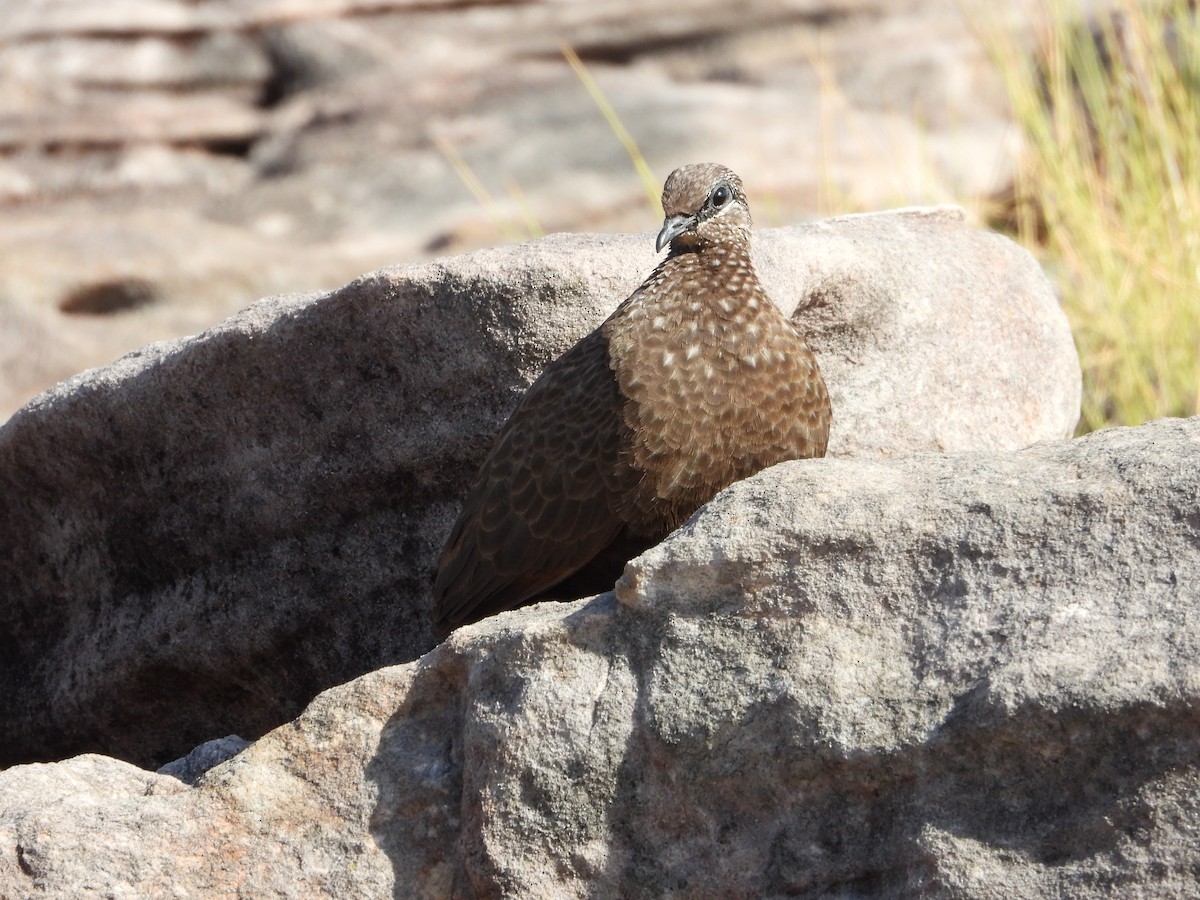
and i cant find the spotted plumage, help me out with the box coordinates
[432,163,831,632]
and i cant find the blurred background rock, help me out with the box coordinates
[0,0,1016,420]
[0,0,1195,430]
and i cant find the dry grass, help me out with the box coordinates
[976,0,1200,431]
[435,44,662,241]
[560,43,662,216]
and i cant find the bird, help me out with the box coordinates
[432,163,831,632]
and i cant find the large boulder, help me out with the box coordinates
[0,207,1079,768]
[1,416,1195,897]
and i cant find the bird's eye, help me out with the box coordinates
[711,185,731,208]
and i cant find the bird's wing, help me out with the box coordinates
[432,329,632,628]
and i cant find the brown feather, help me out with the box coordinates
[432,163,831,631]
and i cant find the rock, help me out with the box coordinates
[0,210,1078,769]
[0,92,269,149]
[0,756,191,894]
[757,207,1080,455]
[1,416,1196,897]
[157,734,251,785]
[0,33,271,93]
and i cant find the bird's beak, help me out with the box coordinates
[656,213,695,252]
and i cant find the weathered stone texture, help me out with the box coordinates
[2,416,1195,897]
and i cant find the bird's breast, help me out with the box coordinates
[604,268,828,526]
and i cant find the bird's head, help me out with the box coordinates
[655,163,751,253]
